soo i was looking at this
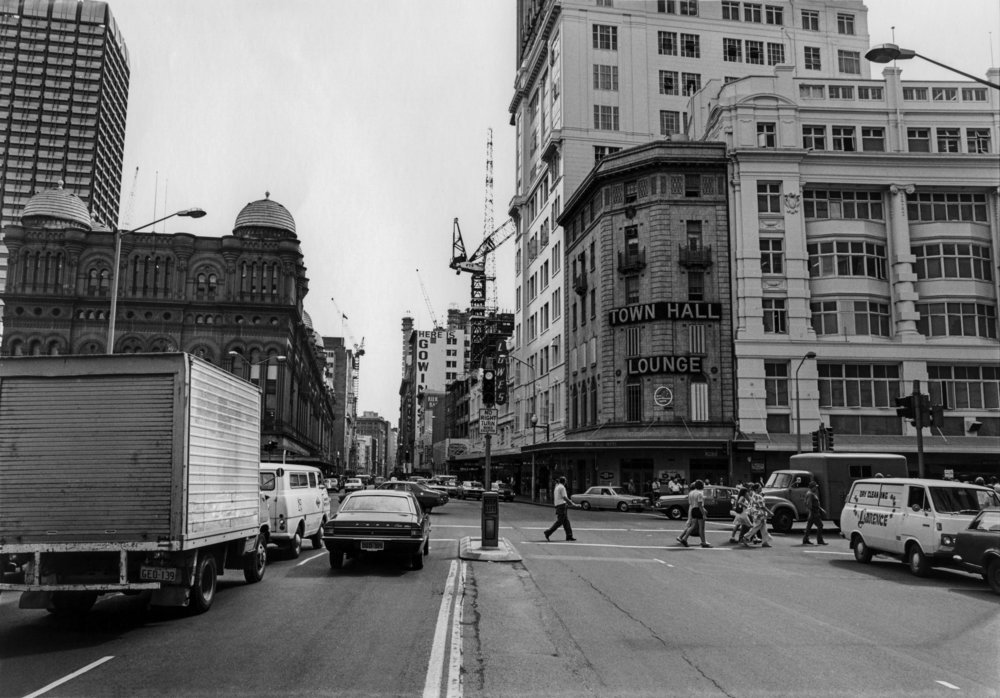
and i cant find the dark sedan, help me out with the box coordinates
[654,486,737,519]
[951,509,1000,595]
[323,490,430,570]
[377,480,449,512]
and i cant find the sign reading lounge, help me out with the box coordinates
[609,302,722,327]
[627,355,703,375]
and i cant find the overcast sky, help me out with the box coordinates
[109,0,999,422]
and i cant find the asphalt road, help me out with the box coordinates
[1,498,997,698]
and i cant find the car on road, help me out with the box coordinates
[377,480,449,512]
[655,485,737,520]
[492,482,516,502]
[461,481,486,500]
[323,477,339,492]
[951,509,1000,595]
[575,486,646,512]
[339,478,365,502]
[427,476,463,499]
[323,490,430,571]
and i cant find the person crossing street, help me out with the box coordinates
[544,476,579,542]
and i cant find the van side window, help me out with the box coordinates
[260,472,276,491]
[309,472,317,488]
[907,486,928,511]
[290,472,309,488]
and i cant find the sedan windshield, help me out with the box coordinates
[341,495,414,514]
[929,487,1000,514]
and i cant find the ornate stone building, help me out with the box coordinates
[1,186,336,467]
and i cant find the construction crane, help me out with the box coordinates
[415,268,442,330]
[449,216,516,279]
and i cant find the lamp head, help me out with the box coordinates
[805,351,817,359]
[865,44,916,64]
[177,208,207,219]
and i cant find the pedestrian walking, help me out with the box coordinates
[744,482,773,547]
[676,480,711,548]
[728,487,752,543]
[544,476,579,542]
[650,478,661,506]
[668,477,682,494]
[627,478,636,495]
[802,481,827,545]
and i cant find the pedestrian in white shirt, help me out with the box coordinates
[544,476,578,542]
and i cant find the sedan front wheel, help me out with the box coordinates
[665,505,685,520]
[617,502,629,513]
[580,501,592,511]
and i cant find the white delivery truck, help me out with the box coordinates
[0,353,269,615]
[762,452,909,533]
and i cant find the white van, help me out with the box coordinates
[259,464,330,558]
[840,478,1000,577]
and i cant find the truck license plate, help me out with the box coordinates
[140,566,178,583]
[360,541,384,551]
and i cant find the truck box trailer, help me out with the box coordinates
[0,353,268,614]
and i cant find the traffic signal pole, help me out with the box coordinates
[912,380,925,478]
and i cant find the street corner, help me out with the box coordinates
[459,536,523,563]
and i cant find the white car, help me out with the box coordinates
[259,464,330,558]
[339,478,365,502]
[575,486,647,512]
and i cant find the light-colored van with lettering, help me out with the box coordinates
[840,478,1000,577]
[259,464,330,558]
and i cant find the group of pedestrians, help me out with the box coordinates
[728,483,773,547]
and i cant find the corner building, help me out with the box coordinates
[508,0,871,486]
[552,140,735,490]
[687,63,1000,477]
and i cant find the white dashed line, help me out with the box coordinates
[935,680,960,690]
[23,656,114,698]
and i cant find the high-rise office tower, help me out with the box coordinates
[506,0,871,469]
[0,0,130,340]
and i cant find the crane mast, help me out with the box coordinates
[483,128,497,312]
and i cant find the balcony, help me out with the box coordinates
[678,244,713,268]
[617,248,646,275]
[572,273,588,296]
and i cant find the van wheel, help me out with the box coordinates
[770,510,793,533]
[853,537,873,563]
[985,559,1000,595]
[49,591,98,615]
[310,522,325,550]
[190,553,217,614]
[243,535,267,583]
[907,544,930,577]
[287,530,303,559]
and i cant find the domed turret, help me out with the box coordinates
[20,182,93,230]
[233,191,296,239]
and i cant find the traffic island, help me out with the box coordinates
[459,536,523,562]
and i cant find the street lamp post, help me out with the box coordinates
[106,208,206,354]
[229,351,286,457]
[795,351,817,454]
[865,44,1000,90]
[506,353,547,503]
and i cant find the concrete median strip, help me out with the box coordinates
[458,537,523,562]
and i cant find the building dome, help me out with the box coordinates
[20,183,92,230]
[233,192,296,237]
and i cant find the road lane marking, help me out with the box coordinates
[935,681,960,690]
[522,555,666,563]
[447,562,467,698]
[802,550,853,556]
[424,561,461,698]
[296,552,326,566]
[653,559,674,567]
[22,656,114,698]
[524,541,731,550]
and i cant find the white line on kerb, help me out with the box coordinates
[446,562,467,698]
[423,561,459,698]
[22,656,114,698]
[935,680,960,690]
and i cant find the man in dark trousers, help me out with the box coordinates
[802,481,828,545]
[544,476,578,541]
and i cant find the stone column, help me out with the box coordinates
[887,184,921,338]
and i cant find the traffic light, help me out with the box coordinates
[929,403,945,429]
[825,426,835,451]
[811,430,821,452]
[895,395,915,421]
[482,368,496,405]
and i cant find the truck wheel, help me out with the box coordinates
[907,544,930,577]
[770,510,794,534]
[329,550,344,570]
[49,591,98,615]
[310,523,324,550]
[287,530,303,559]
[853,536,873,563]
[665,505,684,520]
[190,553,217,614]
[985,559,1000,595]
[243,535,267,583]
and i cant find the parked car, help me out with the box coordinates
[655,486,737,520]
[377,480,449,512]
[575,486,646,512]
[951,509,1000,594]
[461,481,486,500]
[492,482,516,502]
[323,490,430,570]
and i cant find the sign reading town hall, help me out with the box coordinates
[608,302,723,327]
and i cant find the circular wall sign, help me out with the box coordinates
[653,386,673,407]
